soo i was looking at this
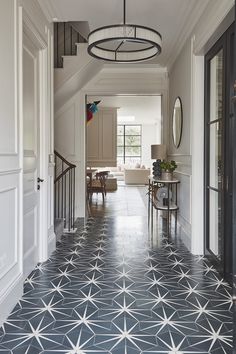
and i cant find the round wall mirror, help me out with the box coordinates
[172,97,183,148]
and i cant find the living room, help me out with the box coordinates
[86,95,162,216]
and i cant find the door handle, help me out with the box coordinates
[37,177,44,183]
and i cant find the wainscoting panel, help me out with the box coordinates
[0,173,21,300]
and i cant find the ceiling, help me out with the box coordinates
[87,95,162,125]
[38,0,209,67]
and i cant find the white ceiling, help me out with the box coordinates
[38,0,209,67]
[87,95,162,125]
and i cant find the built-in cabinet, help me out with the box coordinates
[87,108,117,167]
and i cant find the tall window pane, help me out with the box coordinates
[117,124,141,164]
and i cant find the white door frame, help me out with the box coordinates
[22,11,48,263]
[78,88,168,218]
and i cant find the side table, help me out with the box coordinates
[148,176,180,236]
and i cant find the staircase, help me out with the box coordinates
[54,22,103,112]
[54,151,77,238]
[54,22,87,69]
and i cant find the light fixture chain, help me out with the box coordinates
[123,0,126,24]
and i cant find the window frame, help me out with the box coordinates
[117,124,142,164]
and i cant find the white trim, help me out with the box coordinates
[174,171,191,177]
[37,0,59,23]
[23,10,47,50]
[22,10,50,264]
[167,0,210,70]
[0,273,23,327]
[190,41,204,255]
[193,0,234,55]
[48,231,56,258]
[38,47,49,262]
[0,168,21,176]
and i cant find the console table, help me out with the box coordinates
[148,176,180,236]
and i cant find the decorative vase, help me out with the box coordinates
[161,171,173,181]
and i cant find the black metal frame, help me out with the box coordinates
[87,0,161,62]
[172,97,183,148]
[87,25,161,62]
[233,4,236,343]
[204,23,235,280]
[117,124,142,164]
[204,35,225,276]
[54,151,76,232]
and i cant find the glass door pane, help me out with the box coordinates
[209,121,222,189]
[209,49,223,122]
[209,189,222,259]
[207,47,224,262]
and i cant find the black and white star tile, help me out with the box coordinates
[0,216,233,353]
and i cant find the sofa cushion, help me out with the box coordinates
[124,168,150,185]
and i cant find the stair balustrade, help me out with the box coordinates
[54,150,76,232]
[54,22,87,68]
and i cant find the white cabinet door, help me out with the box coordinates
[23,37,40,278]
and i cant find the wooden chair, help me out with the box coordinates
[87,171,109,202]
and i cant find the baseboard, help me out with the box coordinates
[0,273,23,326]
[48,230,56,258]
[23,248,37,280]
[175,215,191,252]
[179,224,191,251]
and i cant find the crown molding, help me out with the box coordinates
[102,64,168,75]
[37,0,59,23]
[193,0,234,54]
[167,0,210,71]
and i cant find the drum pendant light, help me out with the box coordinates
[87,0,162,62]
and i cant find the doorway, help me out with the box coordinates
[204,22,234,281]
[86,95,162,217]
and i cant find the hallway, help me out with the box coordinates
[89,184,148,217]
[0,216,233,353]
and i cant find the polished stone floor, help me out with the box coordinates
[89,184,148,217]
[0,216,233,353]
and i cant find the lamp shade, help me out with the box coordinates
[151,144,166,160]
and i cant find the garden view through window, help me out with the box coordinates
[117,125,142,165]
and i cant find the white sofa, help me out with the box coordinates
[124,168,150,185]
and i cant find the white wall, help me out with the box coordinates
[0,0,54,325]
[168,39,192,250]
[167,0,234,254]
[142,124,160,168]
[55,67,168,217]
[55,93,86,218]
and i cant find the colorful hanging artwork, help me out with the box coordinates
[86,100,101,123]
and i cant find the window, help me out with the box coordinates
[117,125,142,165]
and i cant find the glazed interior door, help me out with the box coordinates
[205,43,224,271]
[23,35,40,278]
[205,23,234,279]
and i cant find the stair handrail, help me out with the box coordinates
[54,150,76,232]
[54,150,76,169]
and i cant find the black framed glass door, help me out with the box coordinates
[205,23,234,280]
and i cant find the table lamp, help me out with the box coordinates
[151,144,166,178]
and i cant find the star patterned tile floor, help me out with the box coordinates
[0,216,233,353]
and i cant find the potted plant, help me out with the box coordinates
[160,160,177,180]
